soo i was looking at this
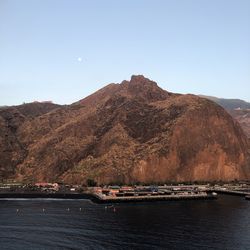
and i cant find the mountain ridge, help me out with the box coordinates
[199,95,250,110]
[0,76,249,184]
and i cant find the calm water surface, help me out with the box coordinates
[0,195,249,250]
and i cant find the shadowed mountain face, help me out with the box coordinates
[1,76,249,184]
[200,95,250,138]
[229,110,250,139]
[0,102,61,179]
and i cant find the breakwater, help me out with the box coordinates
[92,193,217,204]
[213,189,249,197]
[0,192,95,201]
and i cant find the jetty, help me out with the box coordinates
[212,189,249,197]
[90,185,218,203]
[0,192,93,200]
[92,192,217,203]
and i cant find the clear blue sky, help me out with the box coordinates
[0,0,249,105]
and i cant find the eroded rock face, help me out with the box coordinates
[0,76,249,184]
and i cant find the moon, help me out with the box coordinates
[77,57,82,62]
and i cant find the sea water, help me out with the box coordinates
[0,195,249,250]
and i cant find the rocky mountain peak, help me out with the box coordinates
[120,75,170,102]
[121,75,158,88]
[130,74,156,85]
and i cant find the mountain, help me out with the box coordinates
[0,102,61,179]
[229,109,250,139]
[200,95,250,138]
[199,95,250,110]
[0,76,249,184]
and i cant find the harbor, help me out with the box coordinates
[1,182,250,203]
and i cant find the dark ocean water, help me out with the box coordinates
[0,195,249,250]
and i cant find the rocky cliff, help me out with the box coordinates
[0,76,249,184]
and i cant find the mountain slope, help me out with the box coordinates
[1,76,249,184]
[0,102,61,179]
[200,95,250,138]
[199,95,250,110]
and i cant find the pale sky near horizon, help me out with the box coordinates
[0,0,249,106]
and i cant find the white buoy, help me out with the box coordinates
[67,208,70,211]
[16,209,19,213]
[79,208,82,211]
[42,208,45,212]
